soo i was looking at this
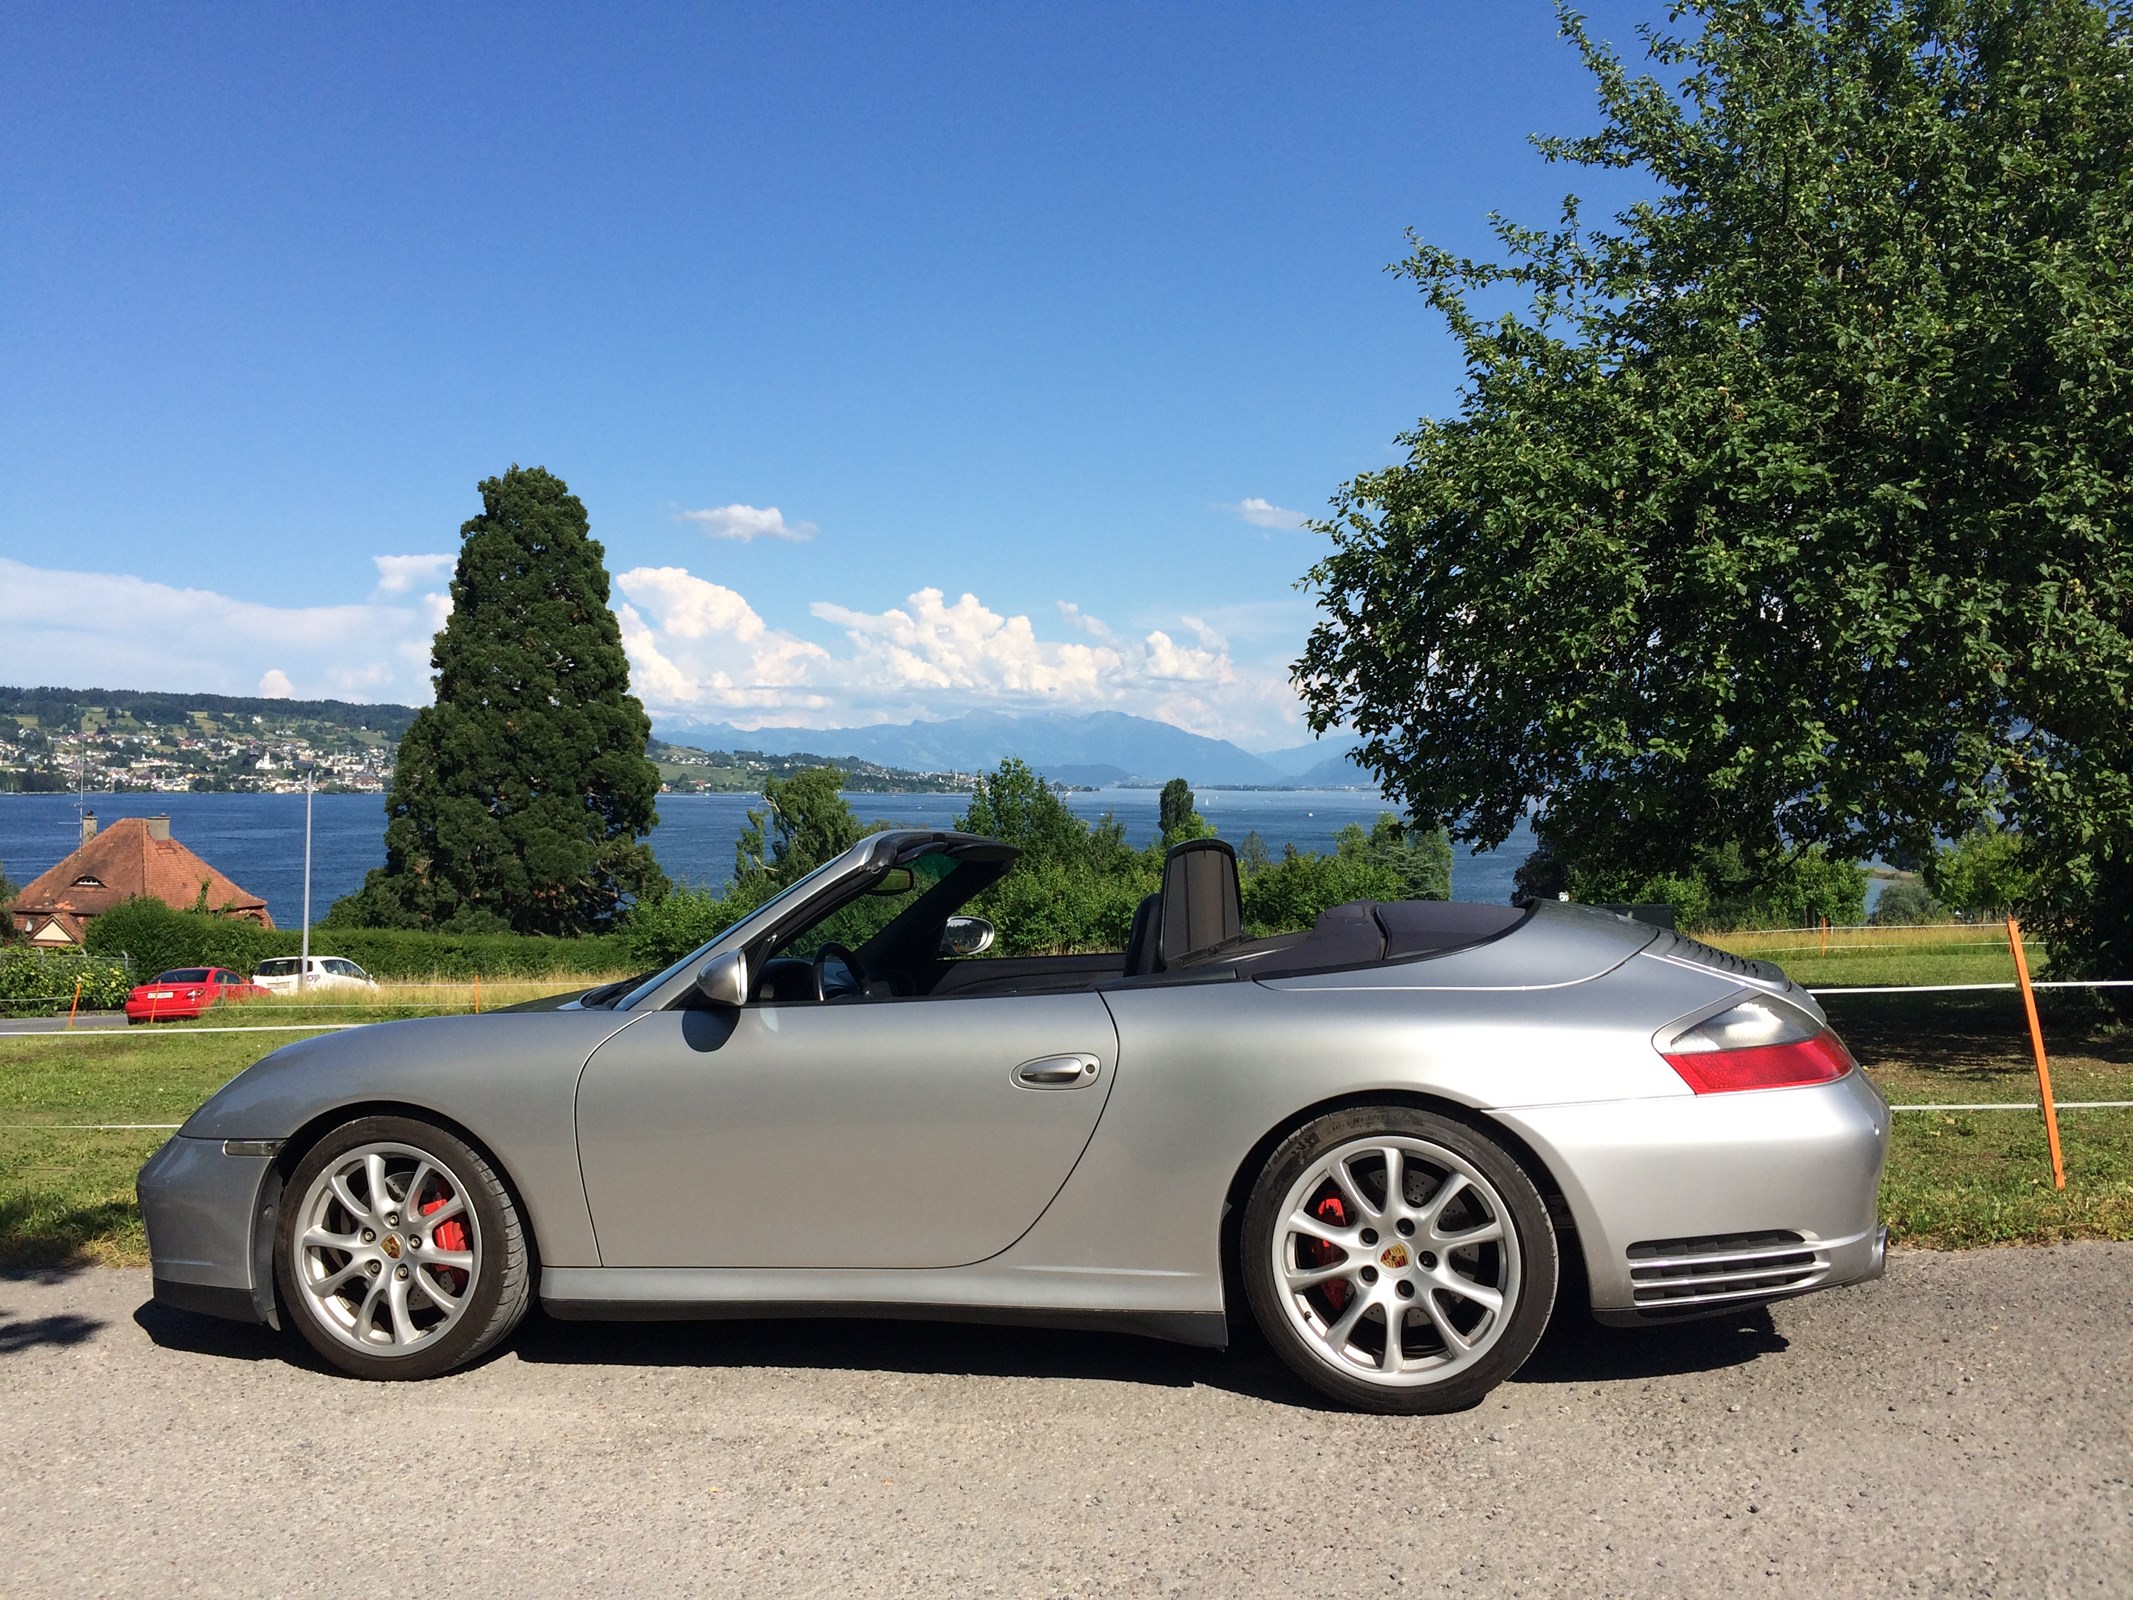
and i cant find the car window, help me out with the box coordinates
[257,959,297,977]
[769,851,959,966]
[157,969,211,984]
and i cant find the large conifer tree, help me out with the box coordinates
[335,466,667,934]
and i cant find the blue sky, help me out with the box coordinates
[1,1,1663,749]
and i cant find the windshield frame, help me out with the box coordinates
[615,847,874,1011]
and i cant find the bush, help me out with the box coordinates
[0,948,134,1012]
[83,895,628,981]
[1872,878,1944,926]
[84,897,277,978]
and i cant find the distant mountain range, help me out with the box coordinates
[648,709,1378,791]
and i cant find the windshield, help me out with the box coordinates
[616,851,860,1010]
[156,969,211,984]
[256,960,298,977]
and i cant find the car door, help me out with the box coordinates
[574,991,1119,1269]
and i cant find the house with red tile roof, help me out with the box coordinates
[8,813,272,947]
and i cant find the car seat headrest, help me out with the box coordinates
[1159,838,1242,966]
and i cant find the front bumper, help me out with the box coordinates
[137,1135,280,1326]
[1496,1067,1891,1317]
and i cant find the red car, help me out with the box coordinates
[124,967,269,1024]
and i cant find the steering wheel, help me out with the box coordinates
[812,942,866,1001]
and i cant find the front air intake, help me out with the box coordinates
[1625,1231,1828,1316]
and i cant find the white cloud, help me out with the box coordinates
[677,503,818,543]
[1056,600,1119,643]
[1223,496,1310,531]
[372,552,455,595]
[0,554,1313,742]
[0,557,443,706]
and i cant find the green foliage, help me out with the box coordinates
[621,881,773,969]
[961,759,1089,869]
[1155,778,1216,848]
[334,465,667,935]
[1872,878,1945,927]
[84,898,276,978]
[1241,815,1450,937]
[1297,1,2133,972]
[1572,843,1868,931]
[947,761,1158,956]
[1927,825,2036,921]
[276,927,629,980]
[736,766,860,892]
[0,948,133,1012]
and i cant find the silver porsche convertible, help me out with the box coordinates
[139,829,1889,1412]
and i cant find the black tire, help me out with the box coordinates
[1241,1105,1558,1414]
[274,1115,533,1380]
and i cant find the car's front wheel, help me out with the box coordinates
[1241,1105,1557,1413]
[274,1115,532,1379]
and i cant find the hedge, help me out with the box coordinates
[74,897,630,983]
[0,948,135,1013]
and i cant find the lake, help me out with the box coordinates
[0,790,1537,929]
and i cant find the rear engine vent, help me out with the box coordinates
[1625,1230,1827,1315]
[1657,933,1787,986]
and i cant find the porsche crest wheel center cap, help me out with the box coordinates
[1379,1242,1410,1271]
[381,1235,402,1260]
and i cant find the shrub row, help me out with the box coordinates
[0,948,135,1012]
[76,897,630,984]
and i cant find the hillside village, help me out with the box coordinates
[0,686,981,797]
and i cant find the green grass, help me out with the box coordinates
[3,987,2128,1271]
[1699,923,2026,989]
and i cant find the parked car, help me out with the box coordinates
[253,956,379,995]
[124,967,269,1024]
[140,830,1889,1412]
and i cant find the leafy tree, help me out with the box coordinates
[959,759,1088,869]
[1297,2,2133,976]
[1156,777,1215,848]
[1928,823,2036,920]
[333,466,666,935]
[1872,878,1944,926]
[735,766,861,892]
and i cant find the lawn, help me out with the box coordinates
[3,980,2127,1271]
[1698,921,2030,989]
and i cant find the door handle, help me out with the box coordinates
[1013,1054,1101,1089]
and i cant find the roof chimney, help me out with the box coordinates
[80,810,97,847]
[148,815,172,842]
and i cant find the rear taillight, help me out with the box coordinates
[1661,1000,1855,1094]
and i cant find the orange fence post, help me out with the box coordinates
[67,978,83,1030]
[1820,915,1829,957]
[2006,917,2066,1191]
[473,973,481,1015]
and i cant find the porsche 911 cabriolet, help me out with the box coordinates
[139,829,1888,1412]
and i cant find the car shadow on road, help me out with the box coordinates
[121,1266,1791,1401]
[508,1308,1330,1407]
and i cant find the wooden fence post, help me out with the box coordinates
[2006,917,2066,1191]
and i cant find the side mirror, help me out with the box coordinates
[867,866,917,897]
[940,915,996,958]
[693,949,750,1008]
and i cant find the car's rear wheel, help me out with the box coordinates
[1241,1105,1557,1413]
[274,1115,531,1380]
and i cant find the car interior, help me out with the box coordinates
[716,834,1530,1007]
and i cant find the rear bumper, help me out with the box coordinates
[137,1135,279,1325]
[1496,1067,1891,1315]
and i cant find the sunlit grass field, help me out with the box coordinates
[3,957,2126,1271]
[1696,920,2030,989]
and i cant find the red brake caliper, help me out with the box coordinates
[421,1189,468,1288]
[1306,1193,1350,1313]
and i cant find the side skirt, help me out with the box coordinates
[540,1265,1228,1350]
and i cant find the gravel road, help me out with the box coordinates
[2,1245,2128,1598]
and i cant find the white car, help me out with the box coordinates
[252,956,379,994]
